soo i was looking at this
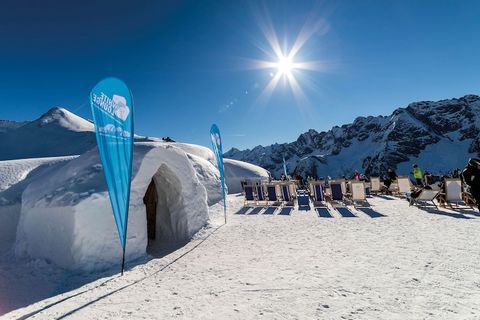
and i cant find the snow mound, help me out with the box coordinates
[223,158,270,193]
[15,143,209,271]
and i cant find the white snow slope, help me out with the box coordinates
[2,194,480,319]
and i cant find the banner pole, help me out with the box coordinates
[224,200,227,224]
[121,247,126,276]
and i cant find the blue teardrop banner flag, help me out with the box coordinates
[90,77,134,275]
[210,124,227,224]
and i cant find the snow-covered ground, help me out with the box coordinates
[3,194,480,319]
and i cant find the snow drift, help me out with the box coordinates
[224,158,270,193]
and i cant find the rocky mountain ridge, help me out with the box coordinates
[224,95,480,178]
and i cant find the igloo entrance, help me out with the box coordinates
[144,164,189,254]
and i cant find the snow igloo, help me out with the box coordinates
[14,142,221,271]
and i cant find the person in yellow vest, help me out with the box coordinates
[412,164,423,186]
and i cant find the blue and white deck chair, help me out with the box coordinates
[266,184,280,206]
[330,183,344,202]
[312,183,327,207]
[244,185,255,205]
[255,184,266,205]
[280,183,294,207]
[297,190,310,207]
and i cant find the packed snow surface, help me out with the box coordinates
[2,194,480,319]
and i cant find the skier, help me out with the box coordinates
[462,158,480,209]
[411,164,423,186]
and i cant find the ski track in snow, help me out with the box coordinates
[2,194,480,319]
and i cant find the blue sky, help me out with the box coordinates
[0,0,479,151]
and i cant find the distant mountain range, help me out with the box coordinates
[224,95,480,178]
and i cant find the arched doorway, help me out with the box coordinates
[144,164,189,255]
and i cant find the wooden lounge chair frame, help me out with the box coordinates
[350,181,369,208]
[409,189,439,209]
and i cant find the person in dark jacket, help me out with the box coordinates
[462,158,480,208]
[383,168,397,194]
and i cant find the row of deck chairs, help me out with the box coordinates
[369,176,475,210]
[409,178,475,210]
[244,182,297,207]
[309,180,369,208]
[244,177,476,211]
[368,176,413,195]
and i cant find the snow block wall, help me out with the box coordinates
[15,143,210,271]
[0,156,76,255]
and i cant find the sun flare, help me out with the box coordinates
[245,10,330,106]
[275,55,294,76]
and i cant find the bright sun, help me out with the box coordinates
[275,55,294,76]
[246,10,329,104]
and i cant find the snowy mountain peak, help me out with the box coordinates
[0,107,97,160]
[35,107,94,132]
[225,94,480,178]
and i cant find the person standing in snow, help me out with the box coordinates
[383,168,397,194]
[462,158,480,209]
[423,171,432,186]
[411,164,423,186]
